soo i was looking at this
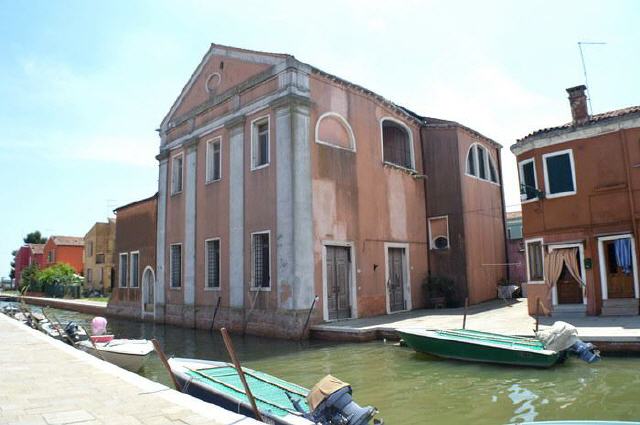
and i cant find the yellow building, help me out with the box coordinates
[84,219,116,293]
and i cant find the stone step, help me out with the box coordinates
[602,299,638,316]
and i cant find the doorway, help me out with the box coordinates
[141,266,155,317]
[325,245,352,321]
[549,243,586,307]
[598,235,639,301]
[386,245,409,313]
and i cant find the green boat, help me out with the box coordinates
[398,328,563,368]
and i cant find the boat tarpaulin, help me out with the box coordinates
[535,321,579,352]
[307,375,349,410]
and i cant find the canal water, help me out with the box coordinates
[6,304,640,424]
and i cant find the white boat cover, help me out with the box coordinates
[535,321,579,352]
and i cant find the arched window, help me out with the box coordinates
[315,112,356,151]
[381,118,414,169]
[466,143,499,184]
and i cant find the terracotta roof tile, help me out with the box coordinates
[51,236,85,247]
[29,244,45,254]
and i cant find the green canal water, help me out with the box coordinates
[9,304,640,424]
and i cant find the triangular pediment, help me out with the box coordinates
[161,44,290,129]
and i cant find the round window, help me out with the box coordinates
[434,236,449,250]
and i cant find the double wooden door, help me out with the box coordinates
[326,246,352,320]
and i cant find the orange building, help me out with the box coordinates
[512,85,640,316]
[43,236,85,274]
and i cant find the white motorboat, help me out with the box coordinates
[77,337,154,372]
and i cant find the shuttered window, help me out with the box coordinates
[519,158,538,201]
[527,241,544,282]
[382,120,413,169]
[206,139,222,182]
[252,118,270,169]
[205,239,220,289]
[119,253,128,288]
[543,150,576,197]
[172,154,183,194]
[130,252,139,288]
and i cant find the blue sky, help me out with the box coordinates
[1,0,639,277]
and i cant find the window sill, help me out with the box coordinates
[382,161,417,175]
[520,197,539,204]
[169,286,182,290]
[465,173,500,186]
[170,190,183,197]
[249,287,271,292]
[205,178,222,185]
[204,287,221,292]
[315,139,356,153]
[251,163,270,172]
[545,191,576,199]
[527,280,545,285]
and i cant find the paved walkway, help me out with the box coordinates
[311,299,640,342]
[0,314,260,425]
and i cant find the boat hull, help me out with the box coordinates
[399,329,562,368]
[77,340,153,372]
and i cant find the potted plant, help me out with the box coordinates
[422,274,456,308]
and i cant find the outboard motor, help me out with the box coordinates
[64,321,86,343]
[294,375,380,425]
[569,340,600,363]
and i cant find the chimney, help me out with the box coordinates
[566,85,589,126]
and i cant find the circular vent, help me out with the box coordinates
[434,236,449,250]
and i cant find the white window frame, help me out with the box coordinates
[542,149,577,199]
[250,230,271,291]
[171,152,184,195]
[250,115,270,171]
[379,117,416,172]
[524,238,545,284]
[383,242,412,314]
[118,253,128,288]
[314,112,357,152]
[205,137,222,183]
[129,251,140,289]
[518,157,539,203]
[597,234,640,301]
[428,216,450,250]
[465,143,500,186]
[169,243,182,289]
[321,240,358,321]
[204,237,221,291]
[548,243,587,306]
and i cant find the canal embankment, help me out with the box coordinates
[311,299,640,353]
[15,294,108,315]
[0,313,261,425]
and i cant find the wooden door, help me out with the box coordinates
[557,265,583,304]
[326,246,351,320]
[143,269,154,314]
[604,240,635,298]
[388,248,406,312]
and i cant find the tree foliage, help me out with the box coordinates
[37,263,82,287]
[20,263,40,291]
[23,231,47,244]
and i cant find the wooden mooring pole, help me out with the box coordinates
[209,296,222,332]
[220,328,263,422]
[151,339,182,392]
[300,295,319,341]
[535,298,541,333]
[462,297,469,329]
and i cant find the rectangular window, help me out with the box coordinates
[119,253,128,288]
[205,239,221,289]
[97,267,103,284]
[96,253,105,264]
[130,252,139,288]
[170,244,182,288]
[86,268,93,284]
[252,118,270,169]
[206,138,222,182]
[251,232,270,288]
[48,251,54,263]
[526,240,544,282]
[87,241,93,257]
[543,150,576,198]
[518,158,538,201]
[171,154,184,194]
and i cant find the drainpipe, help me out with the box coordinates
[496,146,510,282]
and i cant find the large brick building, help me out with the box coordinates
[83,219,116,293]
[42,236,84,274]
[512,85,640,316]
[138,44,507,337]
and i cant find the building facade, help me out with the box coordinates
[145,44,507,337]
[511,85,640,316]
[83,219,116,293]
[108,194,157,319]
[13,243,45,287]
[42,236,84,274]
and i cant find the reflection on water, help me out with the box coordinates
[4,302,640,424]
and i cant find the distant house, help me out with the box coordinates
[83,219,116,293]
[42,236,84,274]
[13,243,45,287]
[505,211,526,291]
[511,85,640,316]
[107,194,157,319]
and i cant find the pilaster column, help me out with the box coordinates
[155,150,169,321]
[183,138,198,310]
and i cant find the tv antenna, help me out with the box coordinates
[578,41,606,113]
